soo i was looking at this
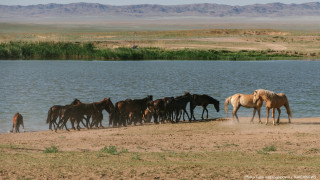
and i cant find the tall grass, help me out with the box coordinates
[0,41,300,60]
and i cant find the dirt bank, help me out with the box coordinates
[1,117,320,179]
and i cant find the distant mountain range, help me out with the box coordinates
[1,2,320,17]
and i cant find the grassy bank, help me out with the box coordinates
[1,146,319,179]
[2,118,320,179]
[0,41,301,60]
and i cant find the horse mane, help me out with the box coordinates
[256,89,277,100]
[206,95,219,104]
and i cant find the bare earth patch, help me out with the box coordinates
[1,117,320,179]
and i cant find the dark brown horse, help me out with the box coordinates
[113,95,153,127]
[46,99,81,130]
[90,98,115,128]
[164,97,175,123]
[112,99,131,127]
[190,94,220,120]
[57,98,113,131]
[153,99,166,124]
[173,92,192,122]
[11,112,24,133]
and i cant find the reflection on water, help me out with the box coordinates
[0,60,319,133]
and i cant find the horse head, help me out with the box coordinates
[103,98,115,113]
[214,100,220,112]
[147,95,153,101]
[71,98,82,105]
[253,90,260,103]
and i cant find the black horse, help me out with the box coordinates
[190,94,220,120]
[173,92,192,122]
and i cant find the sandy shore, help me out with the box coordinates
[1,117,319,153]
[1,117,320,179]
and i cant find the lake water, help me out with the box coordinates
[0,60,319,133]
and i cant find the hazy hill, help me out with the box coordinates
[1,2,320,17]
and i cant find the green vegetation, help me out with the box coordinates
[43,145,59,153]
[1,150,320,179]
[0,41,300,61]
[99,145,128,155]
[257,145,277,155]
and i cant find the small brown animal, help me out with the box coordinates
[143,107,154,123]
[12,112,24,133]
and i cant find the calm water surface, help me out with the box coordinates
[0,60,319,133]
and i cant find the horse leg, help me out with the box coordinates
[16,124,20,133]
[257,108,262,124]
[63,119,70,131]
[183,108,191,121]
[174,110,179,123]
[84,115,90,129]
[272,108,276,125]
[251,108,257,124]
[206,107,209,120]
[276,108,281,124]
[201,108,205,120]
[21,121,25,132]
[61,116,70,131]
[70,118,76,130]
[76,118,81,131]
[266,108,270,125]
[232,105,240,123]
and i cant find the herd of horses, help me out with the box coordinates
[11,89,292,133]
[46,92,220,132]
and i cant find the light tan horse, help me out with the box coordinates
[11,112,24,133]
[225,94,263,123]
[253,89,292,125]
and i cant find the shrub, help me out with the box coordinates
[43,145,59,153]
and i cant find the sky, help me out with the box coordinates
[0,0,318,6]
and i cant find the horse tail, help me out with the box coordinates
[47,108,52,124]
[224,96,232,117]
[284,97,292,118]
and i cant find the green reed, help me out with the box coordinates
[0,41,300,60]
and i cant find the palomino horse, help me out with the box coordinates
[253,89,292,125]
[225,94,263,123]
[12,112,24,133]
[190,94,220,121]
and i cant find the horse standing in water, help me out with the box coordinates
[190,94,220,121]
[46,99,82,131]
[253,89,292,125]
[225,93,263,123]
[11,112,24,133]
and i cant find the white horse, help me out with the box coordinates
[225,93,263,123]
[253,89,292,125]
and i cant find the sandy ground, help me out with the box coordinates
[1,117,320,179]
[1,117,319,154]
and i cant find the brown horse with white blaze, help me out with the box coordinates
[253,89,292,125]
[12,112,24,133]
[225,93,263,123]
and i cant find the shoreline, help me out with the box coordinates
[1,117,320,179]
[1,116,320,135]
